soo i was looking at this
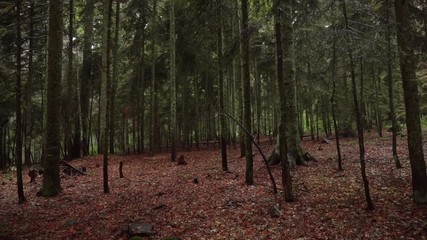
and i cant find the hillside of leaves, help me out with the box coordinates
[1,133,427,239]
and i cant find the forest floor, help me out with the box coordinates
[1,133,427,239]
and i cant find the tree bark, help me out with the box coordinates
[15,0,25,203]
[101,0,112,194]
[372,64,383,137]
[242,0,253,185]
[170,0,177,161]
[66,0,81,160]
[80,0,95,157]
[283,0,303,167]
[43,0,63,197]
[394,0,427,203]
[275,0,294,202]
[150,0,159,155]
[235,0,245,158]
[386,0,402,169]
[110,0,121,154]
[218,0,228,171]
[330,29,343,171]
[24,1,35,166]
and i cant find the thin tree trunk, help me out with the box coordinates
[372,64,383,137]
[170,0,177,161]
[242,0,253,185]
[110,0,120,154]
[330,31,343,171]
[360,58,366,129]
[218,0,228,171]
[275,0,294,201]
[386,0,402,169]
[66,0,79,159]
[43,0,63,197]
[341,0,374,210]
[23,1,35,166]
[194,74,200,150]
[316,105,319,141]
[80,0,94,157]
[235,0,245,157]
[15,0,25,203]
[150,0,158,155]
[255,61,261,143]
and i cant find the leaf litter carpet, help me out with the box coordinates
[1,134,427,239]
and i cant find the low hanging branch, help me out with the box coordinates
[221,110,278,195]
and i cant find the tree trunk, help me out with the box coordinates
[150,0,158,154]
[235,0,245,158]
[66,0,81,160]
[193,74,200,150]
[218,0,228,171]
[372,64,383,137]
[330,30,343,171]
[386,0,402,169]
[341,0,374,210]
[67,0,74,159]
[43,0,63,197]
[242,0,253,185]
[80,0,95,157]
[255,61,261,143]
[359,58,366,129]
[394,0,427,203]
[275,0,294,202]
[110,0,120,154]
[170,0,177,161]
[24,1,35,167]
[15,0,25,203]
[101,0,112,194]
[283,0,303,167]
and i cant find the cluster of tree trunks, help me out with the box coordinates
[6,0,427,208]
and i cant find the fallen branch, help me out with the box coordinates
[60,160,87,175]
[221,110,278,195]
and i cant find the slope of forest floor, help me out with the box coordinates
[1,133,427,239]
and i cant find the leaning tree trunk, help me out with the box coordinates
[341,0,374,210]
[43,0,63,197]
[15,0,25,203]
[242,0,253,185]
[170,0,177,161]
[275,0,294,202]
[394,0,427,203]
[218,0,228,171]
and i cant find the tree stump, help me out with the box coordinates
[119,161,124,178]
[28,169,38,183]
[177,155,187,165]
[268,149,280,165]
